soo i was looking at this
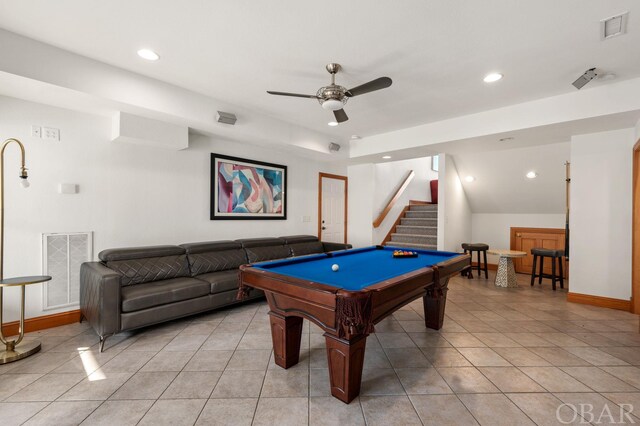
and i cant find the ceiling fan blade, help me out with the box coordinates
[333,109,349,123]
[345,77,392,97]
[266,91,318,99]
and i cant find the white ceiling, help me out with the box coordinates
[0,0,638,141]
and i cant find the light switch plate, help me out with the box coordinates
[43,127,60,141]
[58,183,78,194]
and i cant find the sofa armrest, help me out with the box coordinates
[322,242,352,252]
[80,262,122,338]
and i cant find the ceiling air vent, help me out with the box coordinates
[601,12,629,40]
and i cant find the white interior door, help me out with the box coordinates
[320,176,346,243]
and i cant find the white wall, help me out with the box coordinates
[453,142,570,214]
[438,154,472,252]
[0,96,345,321]
[347,164,375,248]
[569,128,635,300]
[472,214,566,263]
[372,157,437,244]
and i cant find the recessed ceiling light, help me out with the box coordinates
[526,171,538,179]
[351,135,362,140]
[137,49,160,61]
[483,73,503,83]
[328,121,339,127]
[382,155,392,159]
[465,176,475,182]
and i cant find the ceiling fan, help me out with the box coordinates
[267,63,392,123]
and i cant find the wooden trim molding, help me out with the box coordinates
[373,170,415,228]
[632,139,640,313]
[1,309,81,337]
[318,172,348,244]
[567,292,631,312]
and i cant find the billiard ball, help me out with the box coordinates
[332,264,339,272]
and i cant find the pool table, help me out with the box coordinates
[237,245,469,403]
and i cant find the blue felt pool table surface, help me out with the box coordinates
[252,246,461,291]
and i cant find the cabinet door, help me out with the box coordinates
[512,228,567,277]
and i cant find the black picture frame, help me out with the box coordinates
[210,153,287,220]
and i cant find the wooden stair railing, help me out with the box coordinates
[372,170,415,228]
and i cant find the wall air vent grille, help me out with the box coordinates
[42,232,93,310]
[601,12,628,40]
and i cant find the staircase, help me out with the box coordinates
[384,204,438,250]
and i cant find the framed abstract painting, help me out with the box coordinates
[211,153,287,220]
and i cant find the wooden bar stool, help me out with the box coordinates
[530,248,564,290]
[461,243,489,279]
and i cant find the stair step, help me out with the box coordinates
[405,211,437,219]
[409,204,438,212]
[390,233,437,244]
[400,218,437,226]
[395,225,438,236]
[384,242,437,250]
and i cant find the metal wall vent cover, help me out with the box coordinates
[601,12,629,40]
[42,232,93,310]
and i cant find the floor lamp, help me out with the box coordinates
[0,138,51,364]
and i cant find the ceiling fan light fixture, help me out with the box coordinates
[321,99,345,111]
[267,63,392,125]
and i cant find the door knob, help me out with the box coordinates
[516,233,522,237]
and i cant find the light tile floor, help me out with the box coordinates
[1,272,640,425]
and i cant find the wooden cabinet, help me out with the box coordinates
[510,227,567,277]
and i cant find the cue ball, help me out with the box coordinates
[332,264,339,272]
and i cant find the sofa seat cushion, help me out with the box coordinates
[197,270,240,294]
[121,277,211,313]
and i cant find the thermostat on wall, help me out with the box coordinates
[58,183,78,194]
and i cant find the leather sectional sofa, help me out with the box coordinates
[80,235,351,351]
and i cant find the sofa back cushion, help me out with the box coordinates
[180,241,248,276]
[280,235,324,257]
[99,245,190,286]
[236,237,291,263]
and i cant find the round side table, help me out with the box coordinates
[487,250,526,288]
[0,275,52,364]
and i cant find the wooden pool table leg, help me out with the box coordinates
[423,280,449,330]
[324,334,367,404]
[269,312,303,369]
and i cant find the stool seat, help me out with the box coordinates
[460,242,489,279]
[531,248,564,257]
[462,243,489,251]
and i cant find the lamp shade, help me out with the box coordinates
[321,99,344,111]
